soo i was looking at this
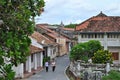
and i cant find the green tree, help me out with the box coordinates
[92,50,113,63]
[87,40,102,58]
[65,23,77,28]
[70,40,102,62]
[0,0,44,79]
[70,43,88,61]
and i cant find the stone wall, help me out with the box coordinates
[69,61,120,80]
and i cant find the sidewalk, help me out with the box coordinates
[15,67,43,80]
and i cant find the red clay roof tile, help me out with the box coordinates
[30,45,43,54]
[76,12,120,32]
[62,28,75,31]
[36,24,71,42]
[31,31,56,45]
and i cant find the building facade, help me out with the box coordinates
[31,31,58,59]
[76,12,120,63]
[36,24,71,56]
[13,37,44,78]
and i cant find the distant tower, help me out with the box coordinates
[60,21,64,28]
[57,21,64,37]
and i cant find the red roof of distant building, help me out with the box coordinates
[36,24,71,42]
[31,31,57,45]
[76,12,120,32]
[36,24,55,33]
[63,28,75,31]
[30,45,43,54]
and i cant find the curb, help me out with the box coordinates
[64,65,70,80]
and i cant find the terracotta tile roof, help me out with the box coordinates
[76,12,120,32]
[62,28,75,31]
[36,24,71,42]
[46,33,71,42]
[30,45,43,54]
[46,33,58,39]
[31,31,57,46]
[36,24,55,33]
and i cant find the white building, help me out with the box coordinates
[13,37,44,78]
[76,12,120,63]
[31,31,58,59]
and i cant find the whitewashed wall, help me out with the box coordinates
[14,37,44,78]
[13,64,24,78]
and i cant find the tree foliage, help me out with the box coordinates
[87,40,103,57]
[92,50,113,63]
[0,0,44,79]
[70,40,102,62]
[65,23,77,28]
[70,42,88,61]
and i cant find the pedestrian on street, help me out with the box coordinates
[45,61,49,72]
[51,59,56,72]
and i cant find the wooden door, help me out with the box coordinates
[112,52,119,60]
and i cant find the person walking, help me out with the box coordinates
[45,61,49,72]
[51,59,56,72]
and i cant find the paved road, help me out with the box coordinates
[27,55,70,80]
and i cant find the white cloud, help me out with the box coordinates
[35,0,120,25]
[74,19,82,24]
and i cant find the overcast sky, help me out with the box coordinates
[35,0,120,25]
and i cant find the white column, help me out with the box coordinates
[47,47,51,57]
[69,42,71,52]
[104,33,108,50]
[78,34,81,43]
[37,53,39,67]
[51,48,53,59]
[39,53,41,67]
[40,52,43,67]
[38,52,41,67]
[26,57,29,71]
[34,54,37,70]
[20,63,24,78]
[28,56,31,72]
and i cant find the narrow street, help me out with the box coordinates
[26,55,70,80]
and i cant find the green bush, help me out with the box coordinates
[102,70,120,80]
[92,50,113,63]
[70,40,102,62]
[70,42,88,61]
[87,40,102,57]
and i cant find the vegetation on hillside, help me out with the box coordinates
[65,24,77,28]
